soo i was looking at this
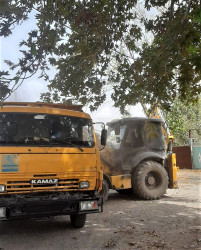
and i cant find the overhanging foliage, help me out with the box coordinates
[0,0,201,112]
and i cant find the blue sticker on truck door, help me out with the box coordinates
[1,155,19,172]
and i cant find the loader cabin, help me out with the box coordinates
[106,117,166,154]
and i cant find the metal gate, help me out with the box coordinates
[192,147,201,170]
[172,146,192,169]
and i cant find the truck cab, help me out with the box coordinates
[0,102,105,228]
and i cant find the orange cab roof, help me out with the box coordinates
[2,102,83,112]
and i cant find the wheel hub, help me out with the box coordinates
[145,171,161,189]
[147,176,156,185]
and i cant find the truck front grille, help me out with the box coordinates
[5,179,79,193]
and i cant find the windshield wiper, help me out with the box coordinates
[50,138,84,152]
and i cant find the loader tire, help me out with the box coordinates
[131,161,168,200]
[70,214,86,228]
[100,179,109,203]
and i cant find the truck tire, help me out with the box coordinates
[70,214,86,228]
[100,179,109,203]
[131,161,168,200]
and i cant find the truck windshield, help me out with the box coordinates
[0,113,95,148]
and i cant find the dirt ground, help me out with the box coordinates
[0,169,200,250]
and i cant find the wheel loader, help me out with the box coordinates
[99,117,178,201]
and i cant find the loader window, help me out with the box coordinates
[107,124,126,149]
[0,113,95,148]
[146,122,166,150]
[124,124,144,148]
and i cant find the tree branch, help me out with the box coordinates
[170,0,175,18]
[187,0,193,14]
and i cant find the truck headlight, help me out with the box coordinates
[80,201,98,211]
[79,181,90,189]
[0,185,5,193]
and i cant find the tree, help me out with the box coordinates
[165,96,201,145]
[0,0,201,112]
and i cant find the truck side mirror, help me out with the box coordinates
[101,129,107,146]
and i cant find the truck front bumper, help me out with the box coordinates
[0,192,103,220]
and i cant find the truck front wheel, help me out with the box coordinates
[70,214,86,228]
[131,161,168,200]
[100,179,109,203]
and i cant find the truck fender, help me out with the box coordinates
[130,152,165,172]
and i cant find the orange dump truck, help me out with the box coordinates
[0,102,106,228]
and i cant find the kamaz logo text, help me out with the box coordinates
[30,179,59,185]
